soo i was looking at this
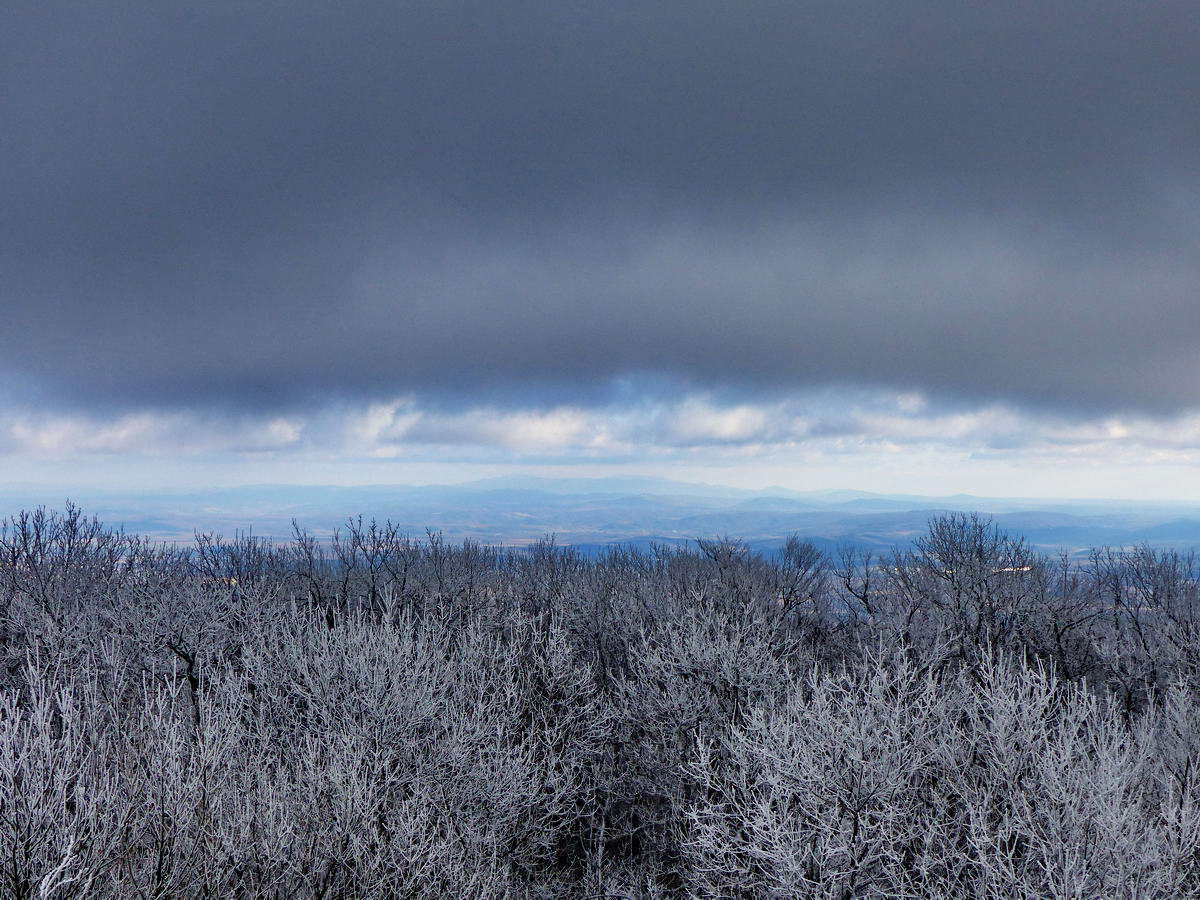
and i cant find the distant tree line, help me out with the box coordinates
[1,504,1198,898]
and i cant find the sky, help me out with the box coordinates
[3,0,1199,499]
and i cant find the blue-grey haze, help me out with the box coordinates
[9,477,1200,556]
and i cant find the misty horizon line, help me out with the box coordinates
[6,476,1200,559]
[7,473,1200,507]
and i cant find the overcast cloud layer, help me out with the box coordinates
[3,0,1199,420]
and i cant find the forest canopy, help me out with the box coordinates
[1,506,1198,898]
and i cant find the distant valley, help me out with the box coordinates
[5,476,1200,556]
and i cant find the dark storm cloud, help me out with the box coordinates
[3,0,1198,414]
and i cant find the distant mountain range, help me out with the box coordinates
[4,476,1200,556]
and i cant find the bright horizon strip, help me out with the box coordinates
[2,389,1199,502]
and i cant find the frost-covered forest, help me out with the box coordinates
[3,505,1200,898]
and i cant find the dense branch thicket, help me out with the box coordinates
[2,505,1199,898]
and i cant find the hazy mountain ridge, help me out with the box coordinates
[4,476,1200,555]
